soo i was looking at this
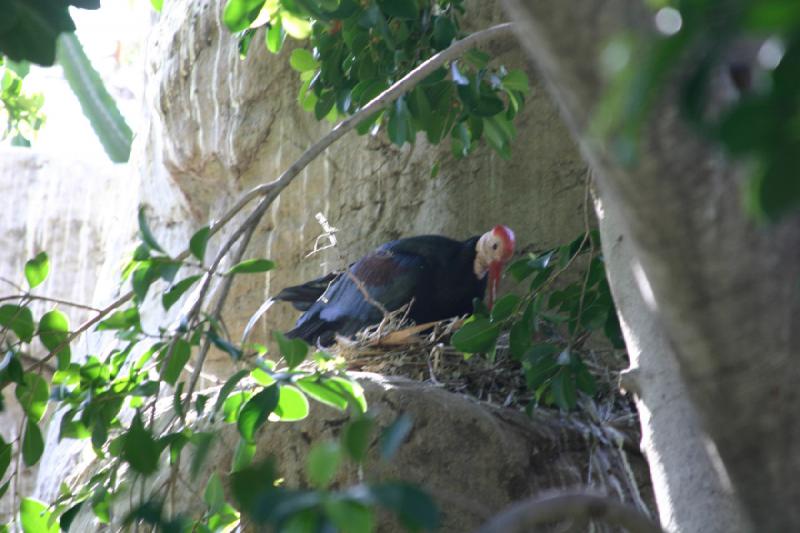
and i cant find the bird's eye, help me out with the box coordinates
[492,243,498,250]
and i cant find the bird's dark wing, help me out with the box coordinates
[273,271,340,311]
[287,249,427,344]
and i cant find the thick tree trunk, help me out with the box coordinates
[503,0,800,530]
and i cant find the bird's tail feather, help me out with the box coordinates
[274,272,339,311]
[286,319,337,347]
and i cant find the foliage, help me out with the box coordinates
[452,230,624,411]
[224,0,529,159]
[56,33,133,163]
[598,0,800,220]
[0,57,45,146]
[0,212,437,532]
[0,0,99,66]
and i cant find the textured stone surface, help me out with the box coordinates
[56,374,650,532]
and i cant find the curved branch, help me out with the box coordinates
[475,492,663,533]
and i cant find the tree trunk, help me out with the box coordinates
[503,0,800,529]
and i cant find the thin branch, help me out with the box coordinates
[474,492,664,533]
[0,294,103,313]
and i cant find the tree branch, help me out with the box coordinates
[474,492,664,533]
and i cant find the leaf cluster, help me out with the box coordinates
[0,58,45,146]
[224,0,529,159]
[451,231,624,411]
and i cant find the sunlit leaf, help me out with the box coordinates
[227,258,276,275]
[273,385,309,422]
[20,498,57,533]
[38,310,71,369]
[24,252,49,289]
[0,304,35,343]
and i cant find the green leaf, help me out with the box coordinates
[508,319,531,360]
[92,488,111,523]
[60,502,84,532]
[551,369,577,410]
[387,97,414,146]
[150,0,163,12]
[223,0,267,32]
[490,294,519,322]
[296,377,349,410]
[211,369,250,418]
[371,482,439,531]
[432,16,456,50]
[0,304,35,343]
[266,21,286,53]
[274,385,309,422]
[290,48,318,72]
[38,310,71,368]
[343,417,373,463]
[0,436,11,481]
[502,69,530,95]
[272,331,308,368]
[15,373,48,422]
[56,32,133,162]
[162,274,203,310]
[131,262,158,303]
[204,472,225,513]
[22,420,44,467]
[325,500,374,533]
[232,439,256,472]
[380,413,412,461]
[237,385,279,442]
[137,207,165,253]
[123,413,162,475]
[451,317,500,353]
[19,498,58,533]
[307,441,341,488]
[24,252,49,289]
[98,308,141,332]
[227,258,275,275]
[190,226,211,261]
[161,339,192,385]
[377,0,418,19]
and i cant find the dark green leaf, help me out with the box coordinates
[432,16,456,50]
[211,368,250,418]
[162,274,203,310]
[325,499,374,533]
[60,501,84,532]
[19,498,57,533]
[490,294,519,322]
[273,331,308,368]
[379,413,412,460]
[227,258,275,275]
[508,319,531,360]
[451,317,500,353]
[137,207,165,253]
[377,0,417,19]
[123,413,162,475]
[208,329,243,360]
[343,417,374,463]
[237,385,279,441]
[131,262,158,303]
[22,420,43,467]
[0,436,11,481]
[307,441,341,488]
[0,304,35,343]
[161,339,192,386]
[551,369,577,410]
[371,482,439,530]
[38,310,70,369]
[24,252,49,289]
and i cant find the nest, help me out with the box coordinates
[325,306,632,416]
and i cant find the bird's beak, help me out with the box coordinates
[488,261,503,309]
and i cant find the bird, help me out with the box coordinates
[274,225,516,346]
